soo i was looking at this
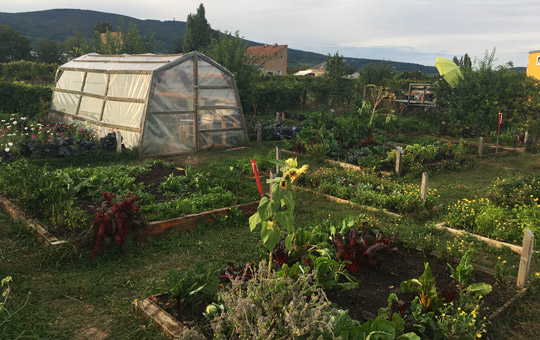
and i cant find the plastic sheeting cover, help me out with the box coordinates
[102,101,145,128]
[198,60,231,87]
[141,113,195,155]
[199,130,245,148]
[198,109,242,130]
[148,61,193,112]
[198,88,236,107]
[108,73,150,99]
[51,92,80,114]
[83,72,107,96]
[56,71,85,91]
[78,96,104,121]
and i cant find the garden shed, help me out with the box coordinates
[49,52,248,156]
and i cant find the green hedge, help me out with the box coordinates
[0,81,52,117]
[0,61,58,85]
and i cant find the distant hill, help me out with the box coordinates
[0,9,438,73]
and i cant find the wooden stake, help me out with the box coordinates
[395,151,402,177]
[257,123,262,142]
[524,131,529,146]
[517,229,534,288]
[275,112,280,121]
[421,172,428,202]
[478,137,483,157]
[275,146,281,175]
[115,131,122,153]
[269,171,274,200]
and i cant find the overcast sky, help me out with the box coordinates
[5,0,539,67]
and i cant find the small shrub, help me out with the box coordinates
[211,261,335,340]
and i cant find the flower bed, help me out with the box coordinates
[0,159,260,242]
[446,176,540,246]
[297,166,439,214]
[0,114,120,161]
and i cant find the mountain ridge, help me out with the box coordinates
[0,9,438,73]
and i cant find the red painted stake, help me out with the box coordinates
[251,159,264,198]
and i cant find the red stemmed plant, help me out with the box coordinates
[89,192,146,259]
[333,223,398,273]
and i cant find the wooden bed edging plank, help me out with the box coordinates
[325,159,392,177]
[434,222,528,255]
[0,196,68,247]
[143,201,260,238]
[294,186,403,219]
[132,294,197,339]
[488,287,528,321]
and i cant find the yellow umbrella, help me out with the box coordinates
[435,57,463,88]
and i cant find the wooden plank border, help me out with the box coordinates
[141,201,259,239]
[1,195,258,247]
[294,186,402,219]
[433,222,537,255]
[0,196,69,247]
[132,294,199,339]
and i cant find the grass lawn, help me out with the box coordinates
[1,143,540,339]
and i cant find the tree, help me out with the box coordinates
[359,62,394,87]
[204,31,260,111]
[183,4,212,52]
[453,53,472,71]
[94,22,112,34]
[91,18,158,54]
[0,25,31,62]
[64,31,90,59]
[323,52,356,108]
[35,39,64,64]
[438,48,540,135]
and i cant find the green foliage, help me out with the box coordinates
[0,81,51,117]
[92,17,158,54]
[448,248,474,287]
[0,61,57,85]
[437,48,540,135]
[35,39,64,64]
[358,62,395,87]
[401,263,440,312]
[324,52,357,107]
[300,166,439,213]
[448,176,540,244]
[63,31,90,59]
[0,25,31,62]
[183,4,212,52]
[166,267,219,305]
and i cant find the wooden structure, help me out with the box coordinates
[394,83,436,108]
[49,52,248,157]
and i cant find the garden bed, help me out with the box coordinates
[296,165,440,215]
[0,160,261,245]
[133,244,521,340]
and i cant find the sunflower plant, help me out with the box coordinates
[249,158,308,272]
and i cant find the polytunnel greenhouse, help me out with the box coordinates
[49,51,248,156]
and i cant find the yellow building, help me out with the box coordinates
[246,44,288,75]
[526,50,540,79]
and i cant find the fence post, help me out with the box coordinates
[269,171,275,200]
[524,131,529,146]
[478,137,483,157]
[276,146,281,175]
[421,172,428,202]
[517,229,535,288]
[257,123,262,142]
[395,151,402,177]
[115,131,122,154]
[275,112,280,122]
